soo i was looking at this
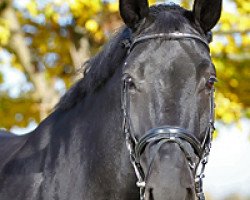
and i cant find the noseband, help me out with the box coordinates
[121,32,215,200]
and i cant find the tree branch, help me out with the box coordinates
[214,29,250,35]
[1,5,60,120]
[213,53,250,61]
[2,6,35,81]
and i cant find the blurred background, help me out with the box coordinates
[0,0,249,199]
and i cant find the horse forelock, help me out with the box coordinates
[142,4,204,36]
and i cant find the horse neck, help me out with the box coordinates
[14,66,123,167]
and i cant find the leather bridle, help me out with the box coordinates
[121,32,216,200]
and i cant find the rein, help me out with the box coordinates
[121,32,215,200]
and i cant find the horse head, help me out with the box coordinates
[119,0,222,199]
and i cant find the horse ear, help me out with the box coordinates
[193,0,222,32]
[119,0,149,29]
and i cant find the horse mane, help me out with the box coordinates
[56,27,130,110]
[56,4,203,111]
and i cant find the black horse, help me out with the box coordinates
[0,0,222,199]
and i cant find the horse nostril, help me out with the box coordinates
[149,188,154,200]
[145,188,154,200]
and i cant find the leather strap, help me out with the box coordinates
[128,32,210,54]
[135,126,203,163]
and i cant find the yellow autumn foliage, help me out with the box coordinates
[26,1,38,17]
[0,19,10,45]
[0,0,249,129]
[85,19,99,33]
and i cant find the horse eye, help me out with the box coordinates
[125,76,136,90]
[128,80,136,90]
[206,76,217,89]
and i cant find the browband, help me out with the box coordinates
[128,32,210,54]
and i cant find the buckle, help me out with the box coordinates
[136,181,146,188]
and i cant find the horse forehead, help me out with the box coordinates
[124,41,206,79]
[130,37,208,60]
